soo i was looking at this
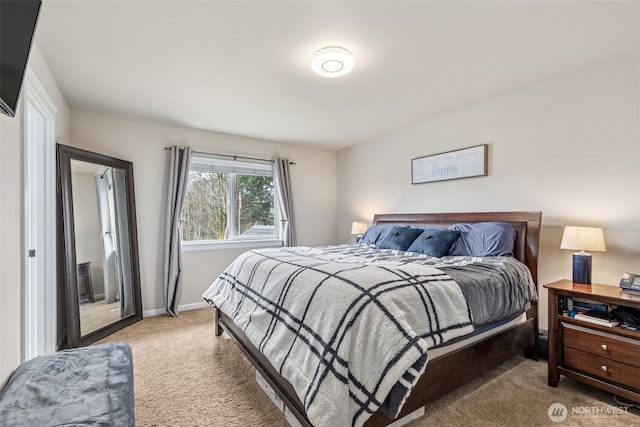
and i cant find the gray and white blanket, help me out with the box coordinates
[203,244,536,427]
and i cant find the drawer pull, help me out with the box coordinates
[600,365,608,372]
[600,344,608,351]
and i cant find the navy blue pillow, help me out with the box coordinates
[359,224,396,245]
[376,226,423,251]
[407,228,460,257]
[448,222,516,256]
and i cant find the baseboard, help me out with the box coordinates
[142,301,209,318]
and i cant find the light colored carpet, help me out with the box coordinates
[98,308,640,427]
[79,299,120,335]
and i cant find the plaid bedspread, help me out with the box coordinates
[203,246,474,426]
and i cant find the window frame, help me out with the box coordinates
[181,155,281,250]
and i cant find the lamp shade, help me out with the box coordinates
[351,221,368,236]
[560,226,606,252]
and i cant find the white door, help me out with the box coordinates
[23,70,57,360]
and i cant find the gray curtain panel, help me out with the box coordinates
[112,168,134,318]
[163,146,192,317]
[95,173,119,304]
[274,159,296,246]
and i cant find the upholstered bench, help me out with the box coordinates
[0,342,135,426]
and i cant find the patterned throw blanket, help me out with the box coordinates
[203,246,475,427]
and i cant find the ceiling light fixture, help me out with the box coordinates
[311,46,354,78]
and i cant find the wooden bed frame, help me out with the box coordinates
[213,211,542,426]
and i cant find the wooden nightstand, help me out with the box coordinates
[545,279,640,403]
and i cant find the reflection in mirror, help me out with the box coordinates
[70,160,135,336]
[58,145,142,348]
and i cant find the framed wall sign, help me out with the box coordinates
[412,144,488,184]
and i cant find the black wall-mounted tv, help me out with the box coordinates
[0,0,41,117]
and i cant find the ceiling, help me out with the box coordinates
[34,1,639,150]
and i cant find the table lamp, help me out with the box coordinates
[560,226,606,284]
[351,221,368,242]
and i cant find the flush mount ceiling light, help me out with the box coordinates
[311,46,354,78]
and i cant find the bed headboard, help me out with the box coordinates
[372,211,542,285]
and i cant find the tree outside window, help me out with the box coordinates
[180,157,276,242]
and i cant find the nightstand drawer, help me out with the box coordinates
[564,347,640,391]
[562,323,640,367]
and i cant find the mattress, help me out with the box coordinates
[429,312,529,360]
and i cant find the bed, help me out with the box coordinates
[203,211,541,427]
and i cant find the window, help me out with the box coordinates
[181,156,278,244]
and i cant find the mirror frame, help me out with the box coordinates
[57,144,143,348]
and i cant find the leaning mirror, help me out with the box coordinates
[57,144,142,348]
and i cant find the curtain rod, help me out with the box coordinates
[164,147,295,165]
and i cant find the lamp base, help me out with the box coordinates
[572,253,592,284]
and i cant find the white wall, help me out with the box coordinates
[69,110,338,314]
[0,44,70,384]
[337,54,640,331]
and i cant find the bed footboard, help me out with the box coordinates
[365,317,536,426]
[215,307,537,427]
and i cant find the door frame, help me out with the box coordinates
[22,68,58,360]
